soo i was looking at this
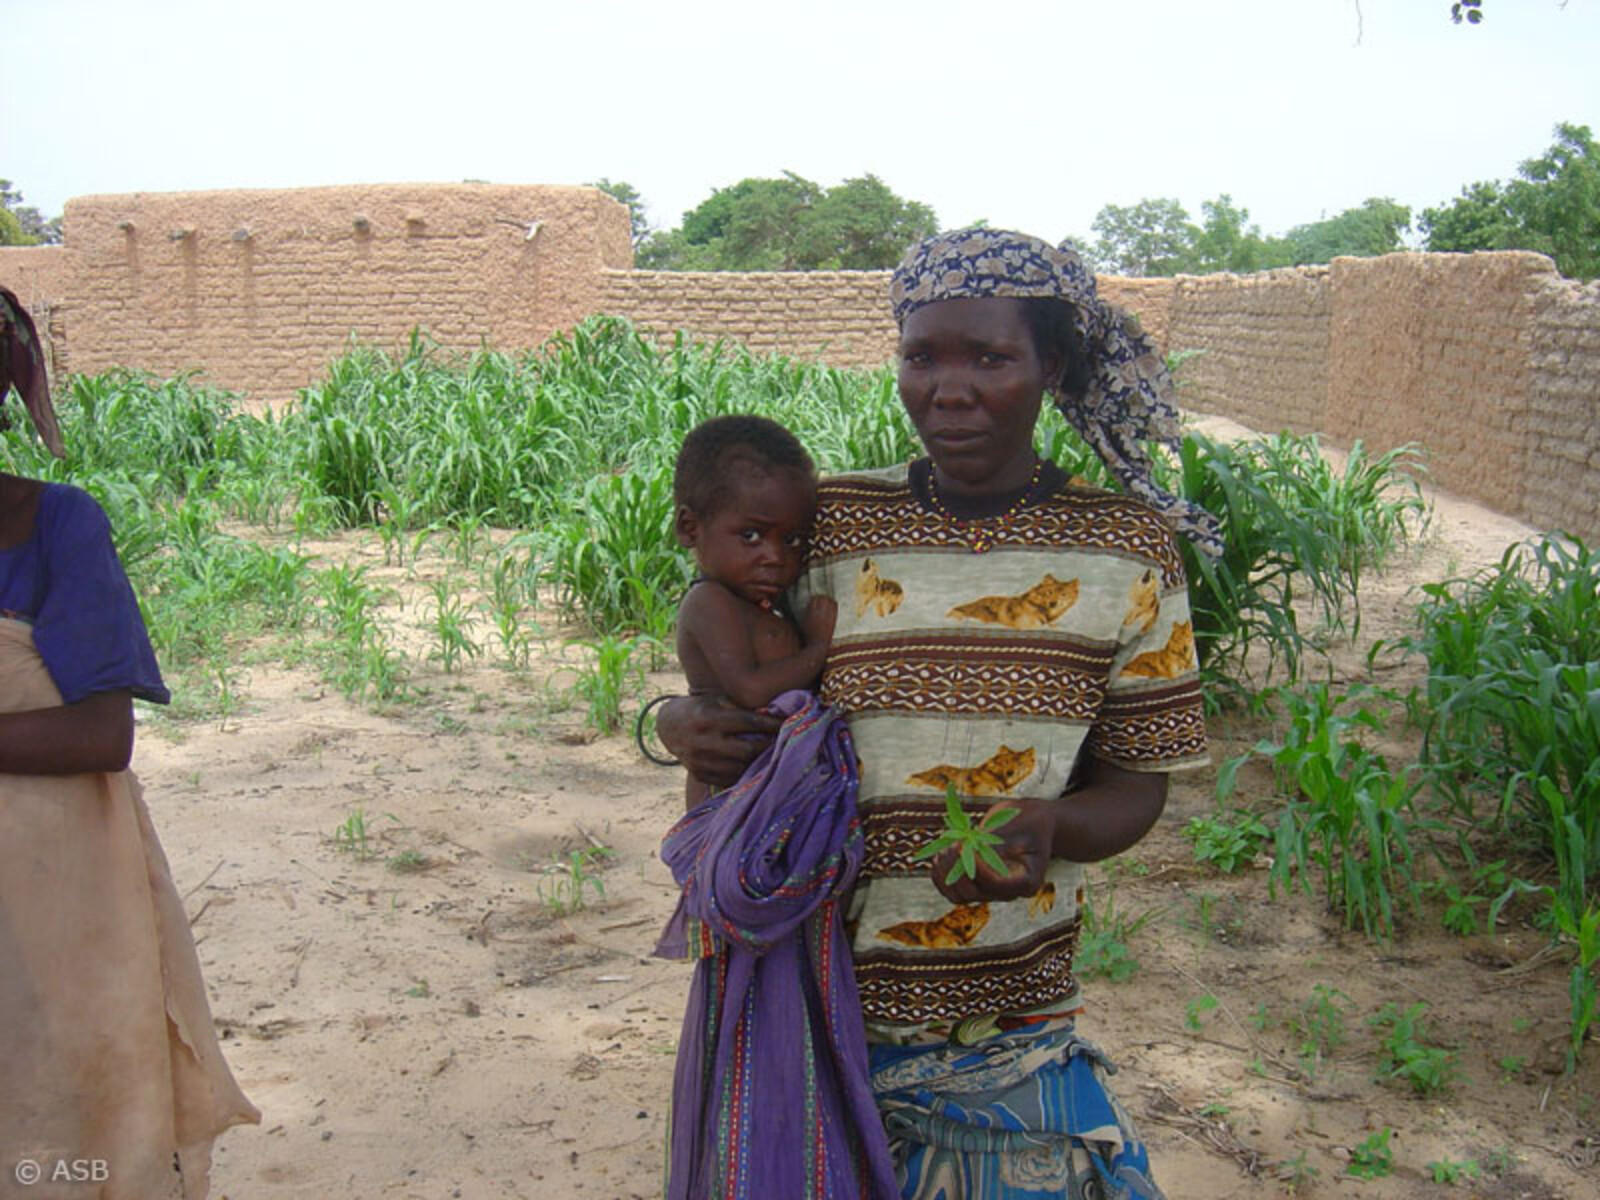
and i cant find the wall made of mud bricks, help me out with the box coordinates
[55,184,630,402]
[599,269,900,368]
[1525,276,1600,543]
[1324,253,1546,519]
[0,245,72,381]
[1163,267,1331,437]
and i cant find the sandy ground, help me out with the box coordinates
[133,422,1597,1199]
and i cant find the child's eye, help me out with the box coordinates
[784,532,806,549]
[979,351,1011,366]
[740,530,761,544]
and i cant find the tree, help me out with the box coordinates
[1422,123,1600,279]
[1283,198,1411,264]
[638,172,937,271]
[1189,195,1292,274]
[0,180,60,246]
[588,178,651,249]
[1088,198,1196,276]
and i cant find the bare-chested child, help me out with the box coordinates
[671,415,837,806]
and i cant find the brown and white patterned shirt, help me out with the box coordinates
[797,463,1208,1043]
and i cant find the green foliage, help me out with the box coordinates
[1282,198,1412,265]
[1221,683,1423,941]
[1086,194,1413,277]
[588,178,652,248]
[1089,197,1195,276]
[1347,1128,1394,1179]
[639,171,937,271]
[570,635,651,735]
[1183,809,1270,874]
[0,179,60,245]
[1369,1002,1458,1096]
[913,786,1019,885]
[1173,432,1360,698]
[1422,122,1600,279]
[1077,876,1159,983]
[1428,1157,1481,1185]
[1290,984,1353,1074]
[536,845,614,915]
[1402,535,1600,941]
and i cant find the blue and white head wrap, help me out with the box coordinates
[890,228,1223,559]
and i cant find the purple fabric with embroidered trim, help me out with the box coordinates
[656,689,897,1200]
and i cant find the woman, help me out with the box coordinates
[1,287,259,1200]
[659,229,1221,1200]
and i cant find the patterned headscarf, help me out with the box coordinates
[0,286,64,458]
[890,228,1223,559]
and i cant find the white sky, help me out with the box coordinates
[4,0,1596,247]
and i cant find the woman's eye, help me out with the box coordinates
[979,351,1011,366]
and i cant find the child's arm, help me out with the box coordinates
[678,583,836,712]
[0,689,135,775]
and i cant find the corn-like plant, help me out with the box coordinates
[1220,684,1424,941]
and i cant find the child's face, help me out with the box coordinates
[677,466,815,610]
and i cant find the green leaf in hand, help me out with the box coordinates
[912,783,1019,885]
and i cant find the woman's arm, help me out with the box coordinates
[929,753,1169,904]
[0,690,135,775]
[656,693,783,789]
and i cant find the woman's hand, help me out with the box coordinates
[928,798,1056,905]
[656,693,781,788]
[925,758,1169,904]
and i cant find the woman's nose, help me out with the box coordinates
[930,368,975,407]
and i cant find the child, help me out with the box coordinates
[1,287,258,1200]
[670,414,838,805]
[656,415,896,1200]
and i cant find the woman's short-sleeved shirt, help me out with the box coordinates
[0,483,170,706]
[798,463,1207,1043]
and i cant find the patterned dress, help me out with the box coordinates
[798,462,1208,1199]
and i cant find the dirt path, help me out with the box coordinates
[139,431,1596,1199]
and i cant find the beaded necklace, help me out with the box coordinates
[925,459,1043,553]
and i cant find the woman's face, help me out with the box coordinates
[897,298,1052,497]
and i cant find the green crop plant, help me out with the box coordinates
[1427,1157,1481,1185]
[1171,433,1359,705]
[1183,808,1270,873]
[1077,875,1160,983]
[1289,984,1353,1075]
[1346,1128,1394,1180]
[1369,1001,1458,1096]
[426,579,482,673]
[536,844,614,915]
[1248,433,1429,571]
[914,785,1020,885]
[1220,683,1423,941]
[540,470,691,641]
[570,634,651,735]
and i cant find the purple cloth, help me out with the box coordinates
[656,690,898,1200]
[0,483,169,705]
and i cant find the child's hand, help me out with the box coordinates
[801,596,837,647]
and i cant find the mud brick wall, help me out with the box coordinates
[598,269,900,368]
[1324,253,1547,518]
[1525,276,1600,543]
[0,245,71,380]
[1162,267,1331,436]
[52,184,631,402]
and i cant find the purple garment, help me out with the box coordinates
[0,483,169,706]
[656,690,898,1200]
